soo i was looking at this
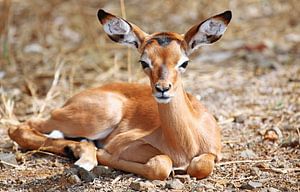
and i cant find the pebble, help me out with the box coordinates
[240,181,263,190]
[67,174,81,184]
[264,127,283,142]
[247,117,262,129]
[234,114,247,123]
[92,165,113,177]
[0,153,18,168]
[152,180,166,187]
[250,167,261,176]
[166,179,184,190]
[174,174,191,183]
[129,180,154,191]
[77,166,96,182]
[240,149,258,159]
[0,141,14,149]
[280,122,293,130]
[64,167,79,175]
[261,187,282,192]
[268,187,281,192]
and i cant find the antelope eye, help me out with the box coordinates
[179,61,189,69]
[139,60,150,69]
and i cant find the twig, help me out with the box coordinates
[37,58,64,118]
[217,159,271,166]
[0,160,19,168]
[111,175,122,184]
[297,127,300,146]
[231,176,255,182]
[120,0,126,19]
[25,149,68,160]
[267,167,300,174]
[119,0,132,83]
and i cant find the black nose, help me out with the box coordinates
[155,83,171,92]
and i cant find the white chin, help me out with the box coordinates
[154,97,172,104]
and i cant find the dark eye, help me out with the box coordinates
[179,61,189,69]
[139,60,150,69]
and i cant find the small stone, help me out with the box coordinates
[166,179,184,190]
[241,181,263,190]
[0,153,18,168]
[264,127,283,142]
[281,122,293,130]
[152,180,166,187]
[250,167,261,176]
[92,165,113,177]
[174,174,191,183]
[247,117,262,129]
[129,180,154,191]
[234,114,247,123]
[65,167,79,175]
[240,149,258,159]
[0,141,14,149]
[23,43,43,53]
[268,187,281,192]
[281,139,299,148]
[249,181,263,188]
[77,166,96,182]
[67,174,81,184]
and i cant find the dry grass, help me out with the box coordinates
[0,0,300,191]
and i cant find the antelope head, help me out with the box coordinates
[97,9,231,104]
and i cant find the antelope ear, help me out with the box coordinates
[97,9,147,49]
[184,10,232,55]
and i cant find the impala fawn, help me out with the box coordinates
[9,9,231,180]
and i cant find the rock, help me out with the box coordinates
[240,181,263,190]
[234,114,247,123]
[67,174,81,184]
[248,118,262,129]
[0,153,18,168]
[92,165,113,177]
[77,166,96,182]
[263,127,283,142]
[281,139,299,148]
[166,179,184,190]
[129,180,154,191]
[250,167,261,176]
[174,174,191,183]
[23,43,43,53]
[281,122,293,131]
[0,141,14,149]
[152,180,166,187]
[64,167,79,175]
[268,187,281,192]
[240,149,258,159]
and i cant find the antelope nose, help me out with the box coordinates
[155,83,172,92]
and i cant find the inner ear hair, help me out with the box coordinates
[98,9,147,49]
[184,10,232,53]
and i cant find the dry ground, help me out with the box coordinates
[0,0,299,191]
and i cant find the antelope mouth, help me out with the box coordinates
[154,95,172,104]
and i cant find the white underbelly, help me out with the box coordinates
[45,127,114,141]
[86,127,114,140]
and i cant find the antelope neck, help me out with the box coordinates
[157,84,199,151]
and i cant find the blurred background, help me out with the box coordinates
[0,0,299,191]
[0,0,299,118]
